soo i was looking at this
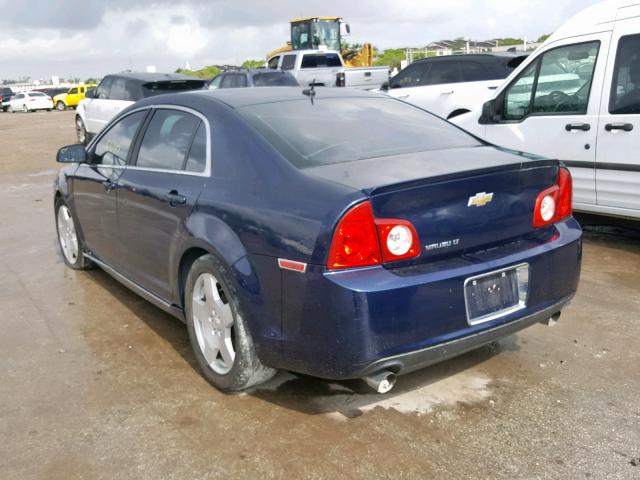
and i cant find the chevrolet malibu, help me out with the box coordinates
[53,87,581,393]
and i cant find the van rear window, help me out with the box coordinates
[142,80,206,97]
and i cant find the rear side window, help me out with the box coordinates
[461,61,492,82]
[136,109,200,171]
[301,53,342,68]
[610,34,640,114]
[253,72,298,86]
[93,111,146,166]
[235,74,248,88]
[185,123,207,173]
[423,62,462,85]
[281,55,296,70]
[239,97,479,168]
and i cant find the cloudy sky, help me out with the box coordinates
[0,0,601,80]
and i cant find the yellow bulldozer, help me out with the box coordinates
[267,17,374,68]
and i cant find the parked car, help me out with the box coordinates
[54,87,581,393]
[267,49,389,89]
[208,69,299,89]
[380,54,527,119]
[6,91,53,112]
[453,0,640,220]
[75,72,207,144]
[53,84,96,111]
[34,87,68,100]
[1,87,15,112]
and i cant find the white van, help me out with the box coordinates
[453,1,640,220]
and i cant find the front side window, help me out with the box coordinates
[68,88,78,95]
[135,109,200,171]
[220,75,235,89]
[461,61,491,82]
[93,111,146,166]
[390,63,431,89]
[503,41,599,120]
[281,55,296,71]
[95,77,113,99]
[234,74,248,88]
[253,72,299,87]
[208,75,223,90]
[267,56,280,69]
[610,34,640,114]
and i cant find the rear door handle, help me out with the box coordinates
[565,123,591,131]
[605,123,633,132]
[441,90,454,95]
[397,94,410,99]
[164,191,187,207]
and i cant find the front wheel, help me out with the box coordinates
[56,101,66,111]
[22,104,28,113]
[75,117,87,145]
[55,199,93,270]
[184,254,276,392]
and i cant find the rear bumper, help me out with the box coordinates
[270,218,582,380]
[353,297,569,378]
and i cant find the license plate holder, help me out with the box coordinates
[464,264,529,325]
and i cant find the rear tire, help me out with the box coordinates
[76,117,87,145]
[55,198,93,270]
[184,254,276,392]
[8,105,14,113]
[56,101,66,111]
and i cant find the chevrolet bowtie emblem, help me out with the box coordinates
[468,192,494,207]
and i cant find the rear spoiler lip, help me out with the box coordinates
[364,158,561,197]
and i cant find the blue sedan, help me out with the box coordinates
[53,87,581,393]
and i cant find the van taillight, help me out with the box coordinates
[533,167,573,228]
[327,201,420,270]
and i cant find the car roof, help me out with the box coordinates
[106,72,203,83]
[414,54,511,64]
[219,69,291,76]
[165,86,378,109]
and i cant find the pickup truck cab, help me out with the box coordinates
[53,84,96,111]
[380,54,526,119]
[267,49,388,89]
[453,0,640,220]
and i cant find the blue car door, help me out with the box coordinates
[70,110,148,270]
[116,107,209,303]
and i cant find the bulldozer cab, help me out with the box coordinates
[290,17,343,51]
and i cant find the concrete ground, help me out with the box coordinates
[1,111,639,480]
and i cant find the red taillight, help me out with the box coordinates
[327,201,420,270]
[532,167,573,228]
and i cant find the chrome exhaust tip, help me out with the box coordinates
[540,312,561,326]
[364,371,397,394]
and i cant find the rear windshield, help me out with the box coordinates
[141,80,206,98]
[239,97,480,168]
[301,53,342,68]
[253,72,299,87]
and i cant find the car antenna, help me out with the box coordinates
[302,80,316,105]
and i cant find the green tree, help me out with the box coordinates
[495,38,524,46]
[175,65,222,79]
[241,59,265,69]
[373,48,405,70]
[537,34,551,43]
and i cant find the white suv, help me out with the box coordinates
[453,1,640,220]
[76,73,206,144]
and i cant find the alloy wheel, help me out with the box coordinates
[57,205,79,264]
[76,118,86,144]
[191,272,236,375]
[22,104,28,113]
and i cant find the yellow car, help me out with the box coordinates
[53,84,96,111]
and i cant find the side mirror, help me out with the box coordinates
[479,99,500,125]
[57,144,87,163]
[85,88,95,99]
[380,81,389,92]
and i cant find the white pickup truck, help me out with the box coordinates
[267,50,389,90]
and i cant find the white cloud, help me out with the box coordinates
[0,0,601,80]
